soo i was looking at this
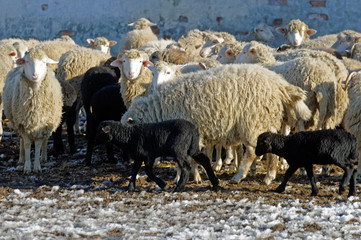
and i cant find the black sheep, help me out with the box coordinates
[255,129,358,196]
[85,85,127,165]
[96,119,219,192]
[52,79,77,156]
[81,59,121,138]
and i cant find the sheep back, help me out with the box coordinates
[122,64,308,147]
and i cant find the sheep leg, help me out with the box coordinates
[144,161,166,190]
[231,145,256,183]
[192,161,202,184]
[348,169,357,197]
[23,136,32,174]
[357,147,361,179]
[212,144,223,171]
[337,163,355,195]
[41,138,48,164]
[53,124,64,157]
[105,143,116,164]
[192,152,219,188]
[305,165,318,196]
[173,155,191,192]
[18,137,25,166]
[33,139,43,173]
[0,106,3,142]
[275,165,298,193]
[66,112,76,154]
[128,159,142,192]
[224,146,234,165]
[264,153,278,185]
[279,124,290,171]
[74,104,83,135]
[249,157,258,177]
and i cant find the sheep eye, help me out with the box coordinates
[166,72,170,74]
[219,55,222,58]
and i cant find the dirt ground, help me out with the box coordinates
[0,121,354,204]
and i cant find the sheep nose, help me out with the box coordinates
[32,73,38,80]
[129,72,134,78]
[200,51,205,57]
[294,40,299,45]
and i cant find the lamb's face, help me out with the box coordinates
[255,132,273,156]
[96,121,114,144]
[111,51,152,80]
[200,38,224,58]
[254,25,274,42]
[17,50,57,84]
[236,43,258,63]
[217,46,236,64]
[150,63,181,91]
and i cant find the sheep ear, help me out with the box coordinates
[213,38,224,44]
[9,52,16,57]
[306,29,317,36]
[110,59,123,67]
[44,56,58,64]
[143,60,153,67]
[102,125,111,134]
[276,27,286,34]
[109,41,117,47]
[128,22,135,27]
[149,21,157,27]
[353,37,361,43]
[87,39,95,46]
[127,118,135,124]
[16,58,25,65]
[250,48,256,55]
[195,44,202,49]
[199,62,207,70]
[226,50,234,56]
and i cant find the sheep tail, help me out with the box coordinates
[284,85,312,121]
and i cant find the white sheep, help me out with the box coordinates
[236,41,338,131]
[199,31,236,58]
[177,29,208,61]
[0,44,18,141]
[139,39,181,56]
[87,37,117,54]
[110,49,154,108]
[299,33,338,49]
[2,48,63,173]
[119,18,158,51]
[216,41,247,64]
[331,30,361,56]
[0,37,40,58]
[121,64,311,185]
[56,46,113,133]
[276,19,317,47]
[239,23,275,42]
[349,41,361,61]
[342,72,361,178]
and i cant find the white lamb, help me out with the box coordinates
[239,23,275,42]
[343,72,361,178]
[110,49,154,108]
[87,37,117,54]
[139,39,181,56]
[0,44,18,141]
[276,19,317,47]
[121,64,311,185]
[216,41,247,64]
[2,48,63,173]
[119,18,158,51]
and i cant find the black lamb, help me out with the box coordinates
[81,59,121,138]
[85,85,127,166]
[255,129,358,197]
[52,79,77,156]
[96,119,219,192]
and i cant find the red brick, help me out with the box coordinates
[179,16,188,22]
[269,0,287,5]
[310,1,326,7]
[308,13,328,20]
[216,17,222,23]
[273,18,283,26]
[151,26,160,35]
[41,4,48,11]
[59,30,75,36]
[163,35,172,40]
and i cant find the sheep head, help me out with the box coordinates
[111,50,153,80]
[87,37,117,54]
[276,19,316,46]
[16,48,57,85]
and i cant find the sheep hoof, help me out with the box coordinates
[23,169,31,175]
[230,178,240,184]
[310,192,318,196]
[274,186,285,193]
[212,163,222,172]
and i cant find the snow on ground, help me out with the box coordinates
[1,187,361,239]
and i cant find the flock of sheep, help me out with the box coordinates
[1,17,361,196]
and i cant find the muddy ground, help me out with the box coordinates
[0,121,360,239]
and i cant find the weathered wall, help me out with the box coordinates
[0,0,359,56]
